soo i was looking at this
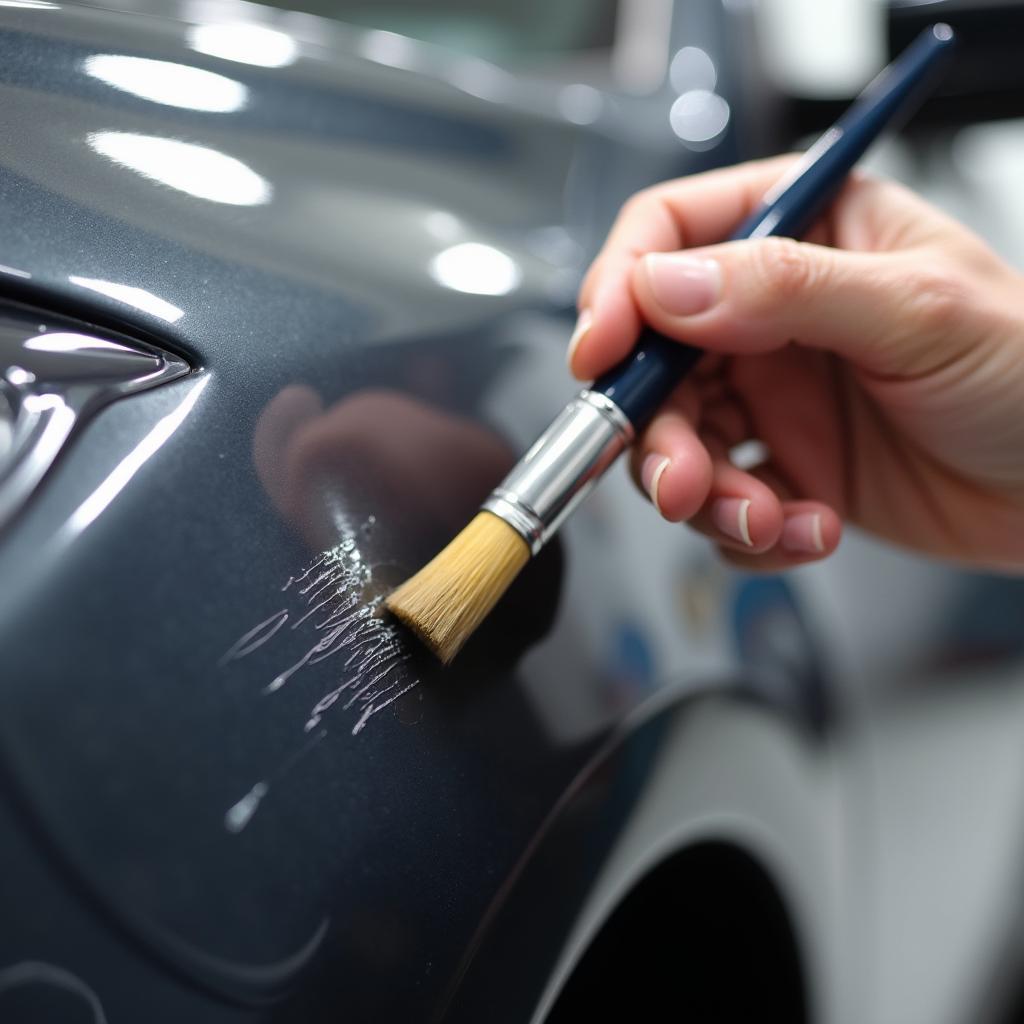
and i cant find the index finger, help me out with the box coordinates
[571,154,798,381]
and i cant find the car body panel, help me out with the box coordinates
[3,2,1024,1022]
[0,3,807,1019]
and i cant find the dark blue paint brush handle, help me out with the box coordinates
[592,23,955,429]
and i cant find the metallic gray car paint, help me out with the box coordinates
[0,3,780,1019]
[2,2,1023,1023]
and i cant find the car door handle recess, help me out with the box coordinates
[0,304,190,530]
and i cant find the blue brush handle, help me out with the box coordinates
[592,23,955,429]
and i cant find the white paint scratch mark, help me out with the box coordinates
[282,552,328,592]
[224,781,269,833]
[263,646,315,694]
[219,608,288,665]
[219,518,421,831]
[352,680,419,735]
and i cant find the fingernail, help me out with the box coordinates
[781,512,825,554]
[712,497,752,546]
[566,309,593,369]
[641,454,671,516]
[644,253,721,316]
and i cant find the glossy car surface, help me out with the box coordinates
[2,2,1024,1022]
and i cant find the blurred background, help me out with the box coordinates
[221,0,1024,265]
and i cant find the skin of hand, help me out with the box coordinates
[568,154,1024,572]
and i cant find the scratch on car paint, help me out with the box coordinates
[352,679,420,735]
[222,520,418,730]
[218,608,288,666]
[0,961,107,1023]
[263,648,314,695]
[220,516,419,831]
[223,728,327,834]
[224,781,269,834]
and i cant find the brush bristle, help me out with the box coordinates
[385,511,531,664]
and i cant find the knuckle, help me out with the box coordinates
[619,186,659,224]
[747,237,818,309]
[957,236,1006,276]
[901,263,968,333]
[870,177,911,206]
[849,174,901,216]
[599,186,671,268]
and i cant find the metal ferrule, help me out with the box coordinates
[481,390,634,555]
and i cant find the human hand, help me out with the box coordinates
[570,155,1024,571]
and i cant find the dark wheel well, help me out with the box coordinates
[545,841,808,1023]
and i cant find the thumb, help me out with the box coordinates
[632,238,967,377]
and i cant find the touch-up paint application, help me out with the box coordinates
[220,516,420,832]
[386,24,956,665]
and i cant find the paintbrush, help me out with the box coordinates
[386,23,955,663]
